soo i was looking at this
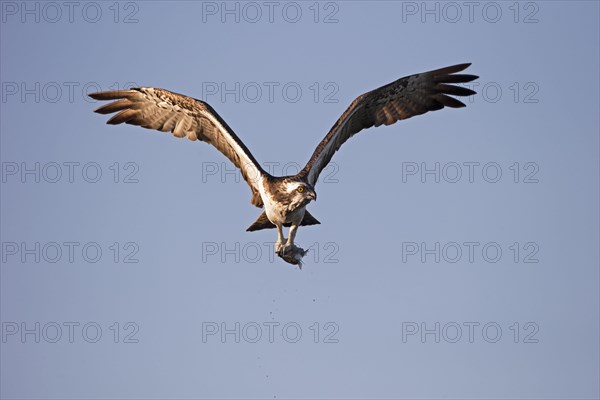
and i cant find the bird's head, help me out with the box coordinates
[285,180,317,209]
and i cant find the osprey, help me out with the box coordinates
[90,63,478,267]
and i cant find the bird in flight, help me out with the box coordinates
[90,63,478,267]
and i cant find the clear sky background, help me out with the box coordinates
[1,1,599,399]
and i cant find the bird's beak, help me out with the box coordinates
[309,191,317,201]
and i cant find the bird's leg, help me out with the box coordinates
[278,225,299,256]
[286,225,298,248]
[275,224,286,254]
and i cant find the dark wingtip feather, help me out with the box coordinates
[438,84,477,97]
[435,74,479,84]
[431,63,472,76]
[435,94,467,108]
[449,62,472,71]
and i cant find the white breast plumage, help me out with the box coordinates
[258,177,284,224]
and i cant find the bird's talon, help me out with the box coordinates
[275,240,286,255]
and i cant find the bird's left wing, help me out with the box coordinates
[90,88,265,207]
[298,63,478,186]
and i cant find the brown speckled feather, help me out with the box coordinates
[90,88,265,207]
[298,63,478,186]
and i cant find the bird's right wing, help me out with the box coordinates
[90,87,265,207]
[299,63,478,186]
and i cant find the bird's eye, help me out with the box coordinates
[297,186,304,193]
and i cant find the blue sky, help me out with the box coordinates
[1,1,599,399]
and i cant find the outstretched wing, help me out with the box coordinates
[298,63,478,186]
[90,88,265,207]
